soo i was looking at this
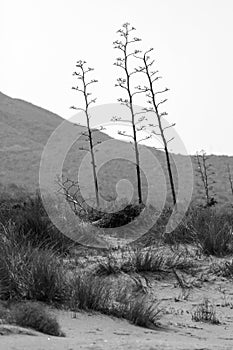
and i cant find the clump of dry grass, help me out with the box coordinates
[95,246,167,276]
[175,207,233,257]
[95,246,195,277]
[124,295,162,328]
[130,247,166,273]
[0,220,163,330]
[68,273,113,314]
[0,302,10,321]
[0,189,75,254]
[0,223,68,303]
[68,272,162,329]
[222,259,233,277]
[192,298,220,324]
[210,259,233,278]
[8,302,65,336]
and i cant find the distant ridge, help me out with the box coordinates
[0,91,233,205]
[0,91,67,189]
[0,91,107,191]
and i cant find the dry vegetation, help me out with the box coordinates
[0,185,233,339]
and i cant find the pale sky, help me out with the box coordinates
[1,0,233,155]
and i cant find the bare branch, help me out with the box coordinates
[163,123,176,131]
[167,137,175,143]
[87,98,97,108]
[152,76,162,83]
[118,130,134,139]
[72,86,84,93]
[131,90,147,97]
[138,135,152,143]
[154,88,169,95]
[195,151,217,207]
[157,98,167,108]
[146,59,155,67]
[149,70,159,77]
[142,107,153,112]
[86,79,98,86]
[127,49,142,58]
[151,130,162,136]
[136,125,146,132]
[115,83,128,91]
[159,112,168,117]
[148,123,159,128]
[70,106,85,112]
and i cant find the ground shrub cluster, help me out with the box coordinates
[0,186,233,334]
[0,187,75,254]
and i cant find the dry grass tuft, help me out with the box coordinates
[192,298,220,324]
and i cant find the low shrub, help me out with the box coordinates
[0,187,28,225]
[94,203,145,228]
[163,206,233,256]
[186,207,233,256]
[10,302,65,336]
[0,302,10,322]
[60,181,145,228]
[0,224,68,303]
[15,193,75,254]
[0,189,75,254]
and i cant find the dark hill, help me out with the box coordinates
[1,91,233,206]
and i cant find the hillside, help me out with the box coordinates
[1,91,233,206]
[0,92,104,190]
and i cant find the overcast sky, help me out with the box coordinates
[1,0,233,155]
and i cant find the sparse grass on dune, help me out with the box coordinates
[68,273,113,314]
[129,247,166,273]
[210,259,233,278]
[222,259,233,277]
[0,188,75,255]
[0,220,162,330]
[95,247,165,275]
[95,245,195,276]
[2,187,233,334]
[184,207,233,257]
[68,272,162,329]
[2,187,233,258]
[192,298,220,325]
[159,205,233,257]
[125,295,162,328]
[0,223,68,303]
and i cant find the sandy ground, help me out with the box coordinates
[1,269,233,350]
[1,308,233,350]
[1,245,233,350]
